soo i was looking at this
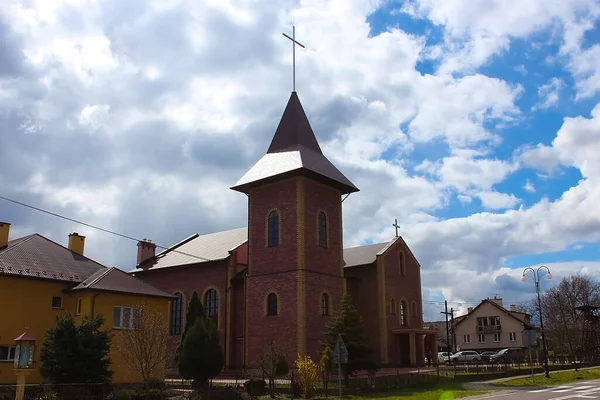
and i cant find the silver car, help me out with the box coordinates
[449,350,481,363]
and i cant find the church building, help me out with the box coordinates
[130,92,435,374]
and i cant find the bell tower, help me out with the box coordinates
[231,92,358,366]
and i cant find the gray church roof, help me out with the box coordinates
[231,92,358,195]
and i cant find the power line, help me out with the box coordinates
[0,194,212,263]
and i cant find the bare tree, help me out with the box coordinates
[540,275,600,356]
[115,301,170,383]
[256,340,289,389]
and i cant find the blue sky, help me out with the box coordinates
[1,0,600,320]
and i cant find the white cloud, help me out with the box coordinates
[78,104,111,131]
[523,179,535,193]
[533,77,563,110]
[476,191,520,210]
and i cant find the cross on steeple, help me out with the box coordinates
[392,218,400,237]
[282,25,305,92]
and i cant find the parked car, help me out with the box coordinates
[490,348,525,363]
[438,351,453,363]
[449,351,481,363]
[480,351,498,362]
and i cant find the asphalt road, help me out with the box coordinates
[472,380,600,400]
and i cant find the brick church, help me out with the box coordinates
[130,92,435,374]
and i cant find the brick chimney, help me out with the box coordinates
[137,239,156,265]
[0,222,10,248]
[68,232,86,255]
[510,304,517,312]
[467,307,473,313]
[490,295,503,308]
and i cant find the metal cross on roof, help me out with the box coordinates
[282,25,305,92]
[393,218,400,237]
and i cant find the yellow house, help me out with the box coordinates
[0,222,174,384]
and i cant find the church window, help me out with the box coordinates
[267,293,278,316]
[170,292,183,335]
[400,301,408,326]
[268,211,279,247]
[399,252,406,276]
[321,293,330,316]
[412,301,418,317]
[318,212,327,248]
[390,298,396,314]
[204,289,218,323]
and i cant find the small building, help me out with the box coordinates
[453,297,534,352]
[0,222,174,384]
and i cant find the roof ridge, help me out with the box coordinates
[0,234,37,255]
[85,267,114,288]
[155,233,200,258]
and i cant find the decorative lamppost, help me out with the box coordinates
[13,330,36,400]
[522,266,552,378]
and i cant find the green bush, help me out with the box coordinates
[145,377,166,391]
[210,387,245,400]
[243,378,267,396]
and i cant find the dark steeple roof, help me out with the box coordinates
[231,92,358,194]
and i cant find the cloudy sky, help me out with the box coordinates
[1,0,600,320]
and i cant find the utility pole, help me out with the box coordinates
[441,301,452,356]
[450,308,456,353]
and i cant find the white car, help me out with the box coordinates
[437,351,453,363]
[449,351,481,363]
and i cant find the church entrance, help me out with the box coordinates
[398,334,411,366]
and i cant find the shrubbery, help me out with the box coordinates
[243,378,267,396]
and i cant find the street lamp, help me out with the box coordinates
[522,265,552,378]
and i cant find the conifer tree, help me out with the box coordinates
[324,293,373,384]
[40,314,113,384]
[176,290,204,360]
[178,316,224,391]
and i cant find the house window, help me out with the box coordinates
[494,333,501,342]
[399,252,406,276]
[268,211,279,247]
[509,332,517,342]
[0,346,16,362]
[204,289,218,322]
[412,301,418,317]
[170,292,184,335]
[318,212,327,248]
[390,298,396,314]
[267,293,278,316]
[478,334,486,343]
[76,298,82,315]
[113,306,140,329]
[52,296,63,309]
[400,301,408,326]
[463,334,471,343]
[321,293,330,316]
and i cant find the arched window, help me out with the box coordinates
[400,301,408,326]
[412,301,418,317]
[170,292,183,335]
[204,289,218,323]
[268,211,279,247]
[267,293,278,316]
[390,298,396,314]
[399,252,406,276]
[318,212,327,248]
[321,293,330,316]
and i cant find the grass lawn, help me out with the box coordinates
[344,387,485,399]
[491,367,600,387]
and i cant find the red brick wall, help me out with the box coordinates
[303,179,344,360]
[383,238,423,364]
[344,264,381,363]
[133,260,229,369]
[246,178,299,366]
[231,279,245,368]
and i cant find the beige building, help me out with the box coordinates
[453,297,534,352]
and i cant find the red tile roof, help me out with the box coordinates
[0,234,105,282]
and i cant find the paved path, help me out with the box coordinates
[467,380,600,400]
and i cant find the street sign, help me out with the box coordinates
[332,335,349,364]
